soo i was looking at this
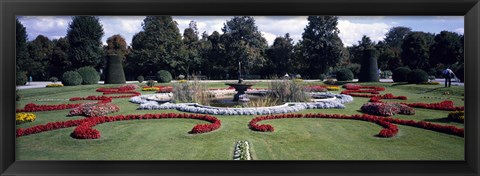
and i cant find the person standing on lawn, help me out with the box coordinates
[442,67,455,87]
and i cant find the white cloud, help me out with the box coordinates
[98,16,144,45]
[454,28,464,34]
[261,32,278,46]
[337,20,391,46]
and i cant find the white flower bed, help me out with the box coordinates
[233,141,251,160]
[130,93,353,115]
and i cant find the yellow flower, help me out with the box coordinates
[46,83,64,87]
[16,113,36,124]
[179,79,187,83]
[326,86,340,91]
[142,87,160,91]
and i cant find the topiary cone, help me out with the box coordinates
[105,54,126,84]
[359,48,380,82]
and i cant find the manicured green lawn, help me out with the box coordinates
[16,81,465,160]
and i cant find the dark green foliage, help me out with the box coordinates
[401,32,434,70]
[129,16,183,77]
[301,16,344,77]
[156,70,172,83]
[146,80,155,87]
[62,71,83,86]
[359,48,380,82]
[137,75,144,83]
[26,35,54,80]
[16,71,28,85]
[323,79,337,85]
[319,74,326,81]
[49,77,59,83]
[266,33,294,77]
[77,66,100,85]
[105,55,126,84]
[49,37,70,78]
[178,21,201,77]
[455,66,464,82]
[429,31,463,66]
[222,16,268,78]
[105,34,129,56]
[16,18,30,72]
[336,69,354,81]
[66,16,104,70]
[384,26,412,49]
[407,69,429,84]
[348,35,375,64]
[392,67,412,82]
[16,89,22,101]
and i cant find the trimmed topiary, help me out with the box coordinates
[105,54,126,84]
[336,69,354,81]
[156,70,172,83]
[358,48,379,82]
[62,71,83,86]
[77,66,100,85]
[455,66,464,82]
[137,75,144,83]
[16,71,28,85]
[407,69,429,84]
[392,67,412,82]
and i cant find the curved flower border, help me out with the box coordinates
[248,113,464,138]
[130,93,354,115]
[16,113,221,139]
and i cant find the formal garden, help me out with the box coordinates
[15,16,465,160]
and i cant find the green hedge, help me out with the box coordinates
[392,67,412,82]
[105,55,126,84]
[77,66,100,85]
[156,70,172,83]
[336,69,354,81]
[62,71,83,86]
[16,71,28,85]
[407,69,429,84]
[358,48,379,82]
[137,75,144,83]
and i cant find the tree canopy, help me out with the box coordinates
[66,16,104,70]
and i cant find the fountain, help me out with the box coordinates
[225,61,255,102]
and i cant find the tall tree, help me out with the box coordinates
[401,32,434,70]
[27,35,54,80]
[348,35,375,64]
[179,21,202,77]
[129,16,183,76]
[66,16,104,70]
[49,37,70,78]
[384,26,412,49]
[429,31,463,66]
[300,16,344,78]
[221,16,268,78]
[16,18,30,72]
[105,34,129,56]
[265,33,295,77]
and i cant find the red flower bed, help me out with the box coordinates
[370,93,407,102]
[17,86,141,113]
[340,84,386,98]
[361,102,415,116]
[402,100,464,111]
[248,113,464,138]
[16,113,221,139]
[68,102,120,117]
[156,86,173,93]
[304,85,327,92]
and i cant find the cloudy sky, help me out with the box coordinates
[17,16,464,47]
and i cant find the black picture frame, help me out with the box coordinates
[1,0,479,175]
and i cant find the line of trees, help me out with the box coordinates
[16,16,464,81]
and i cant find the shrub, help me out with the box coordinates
[269,79,309,102]
[156,70,172,83]
[407,69,429,84]
[336,69,354,81]
[62,71,83,86]
[319,74,326,81]
[77,66,100,85]
[49,77,59,83]
[146,80,155,87]
[448,111,464,123]
[392,67,411,82]
[16,71,28,85]
[455,66,464,82]
[323,79,336,85]
[137,75,144,83]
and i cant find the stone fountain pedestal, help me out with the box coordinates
[225,79,254,102]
